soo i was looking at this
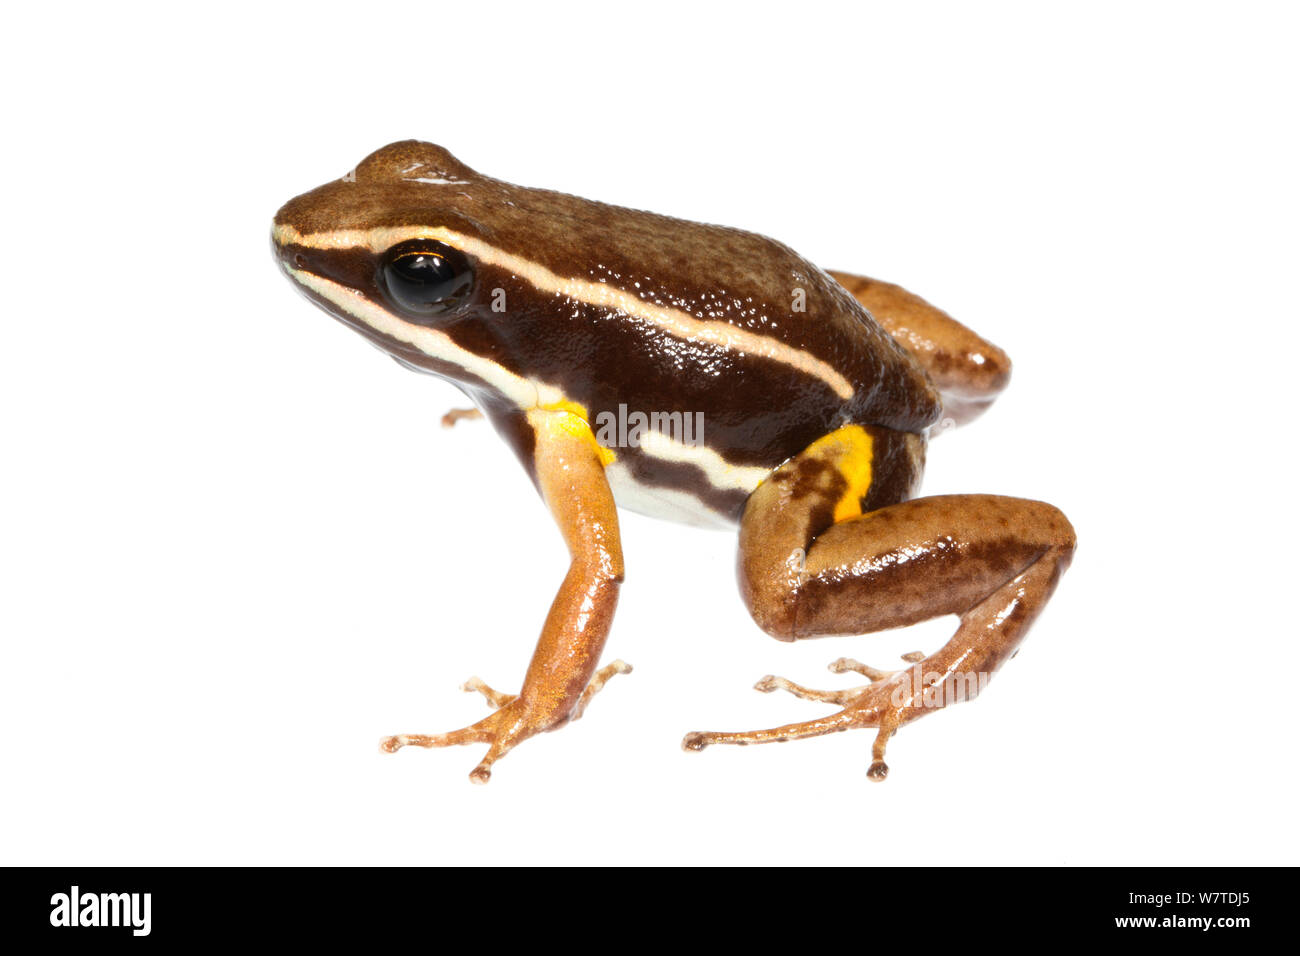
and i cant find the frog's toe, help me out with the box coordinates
[440,406,483,428]
[460,676,517,709]
[380,705,525,784]
[466,732,521,785]
[683,711,861,751]
[569,659,633,721]
[681,731,709,751]
[754,673,863,706]
[378,716,497,754]
[828,651,924,680]
[684,666,913,778]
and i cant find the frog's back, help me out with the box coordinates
[469,177,944,453]
[277,142,941,526]
[461,186,943,527]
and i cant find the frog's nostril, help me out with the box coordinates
[293,253,307,268]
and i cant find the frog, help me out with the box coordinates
[271,141,1076,784]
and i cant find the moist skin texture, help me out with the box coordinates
[272,141,1074,782]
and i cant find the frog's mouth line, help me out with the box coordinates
[281,263,529,405]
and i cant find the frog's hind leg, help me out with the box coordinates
[826,270,1011,431]
[684,424,1075,780]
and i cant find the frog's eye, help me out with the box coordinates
[380,240,473,320]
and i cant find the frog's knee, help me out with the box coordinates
[998,497,1076,572]
[738,565,799,642]
[746,599,799,642]
[1012,498,1076,550]
[1039,502,1077,567]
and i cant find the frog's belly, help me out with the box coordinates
[605,463,737,529]
[603,440,768,530]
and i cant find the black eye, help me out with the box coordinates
[380,240,473,319]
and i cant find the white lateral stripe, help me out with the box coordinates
[636,429,770,492]
[274,223,854,399]
[604,463,737,530]
[287,267,538,407]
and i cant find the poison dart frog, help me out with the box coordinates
[271,142,1075,783]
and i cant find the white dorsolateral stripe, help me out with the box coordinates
[285,263,774,495]
[274,223,854,400]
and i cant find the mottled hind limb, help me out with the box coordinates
[828,270,1011,430]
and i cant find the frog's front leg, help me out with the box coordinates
[683,425,1075,780]
[381,408,629,783]
[440,407,483,428]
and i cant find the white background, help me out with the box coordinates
[3,2,1296,866]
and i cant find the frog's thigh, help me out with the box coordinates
[827,270,1011,427]
[739,428,1075,657]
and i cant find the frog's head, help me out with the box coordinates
[272,141,520,383]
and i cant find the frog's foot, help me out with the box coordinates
[440,407,483,428]
[684,658,922,781]
[380,659,632,784]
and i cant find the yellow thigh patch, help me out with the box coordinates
[804,425,875,522]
